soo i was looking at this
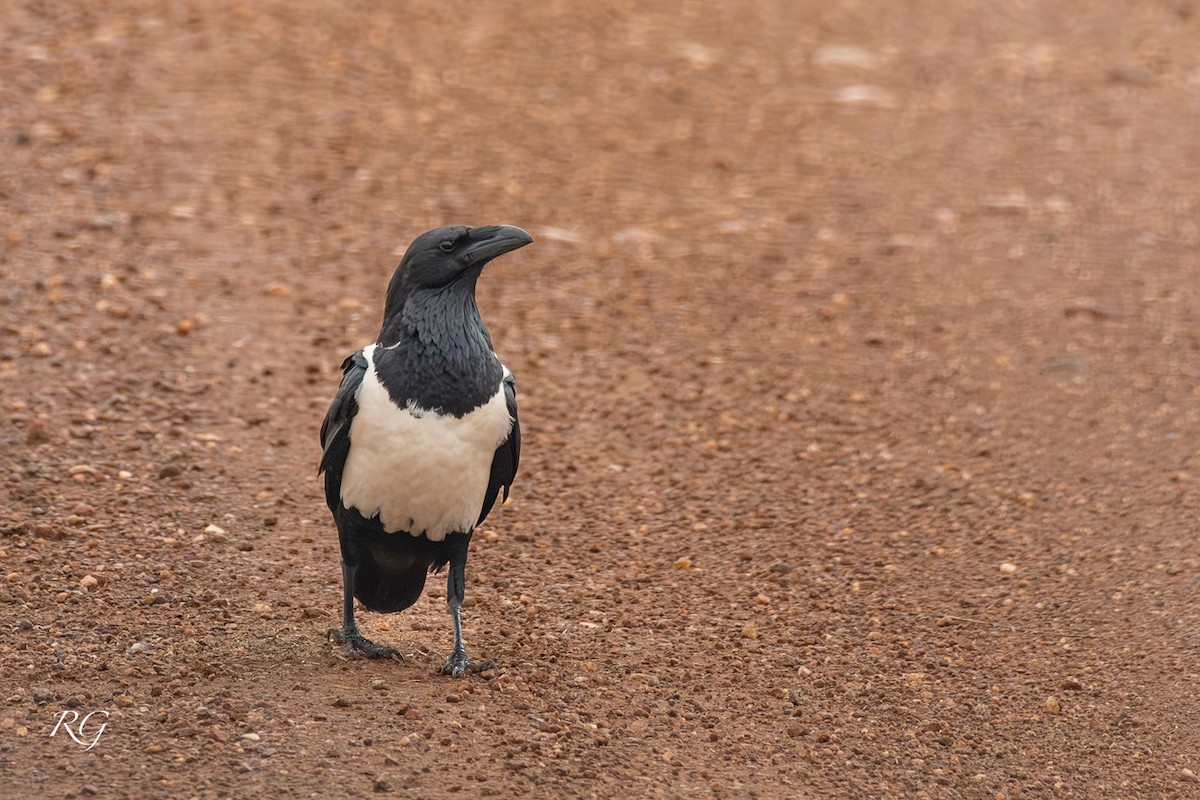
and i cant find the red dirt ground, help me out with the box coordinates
[2,1,1199,798]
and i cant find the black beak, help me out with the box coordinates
[462,225,533,266]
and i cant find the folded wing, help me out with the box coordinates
[319,350,369,512]
[477,369,520,528]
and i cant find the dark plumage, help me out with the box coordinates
[319,225,531,675]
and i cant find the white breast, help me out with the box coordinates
[339,345,513,541]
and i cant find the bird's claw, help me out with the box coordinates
[328,627,402,660]
[440,651,495,678]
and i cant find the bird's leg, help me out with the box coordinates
[328,558,401,660]
[440,535,495,677]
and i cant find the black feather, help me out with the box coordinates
[477,371,520,527]
[319,350,368,511]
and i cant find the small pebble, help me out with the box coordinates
[812,44,879,70]
[982,193,1029,213]
[999,562,1018,574]
[833,85,896,109]
[1110,65,1156,86]
[80,575,99,590]
[741,622,758,639]
[1043,697,1061,714]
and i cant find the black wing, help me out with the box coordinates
[319,350,369,513]
[476,369,520,528]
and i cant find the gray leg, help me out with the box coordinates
[329,559,401,660]
[440,537,495,677]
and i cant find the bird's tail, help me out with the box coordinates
[351,539,432,614]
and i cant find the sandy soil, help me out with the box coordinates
[2,1,1200,797]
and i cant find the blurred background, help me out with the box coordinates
[2,1,1199,797]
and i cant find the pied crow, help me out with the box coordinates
[319,225,531,676]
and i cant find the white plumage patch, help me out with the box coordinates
[339,345,513,541]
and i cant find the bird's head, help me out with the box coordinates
[392,225,533,292]
[379,225,533,342]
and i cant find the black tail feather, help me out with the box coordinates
[336,509,452,614]
[352,553,429,613]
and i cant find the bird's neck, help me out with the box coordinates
[373,282,501,417]
[382,285,489,348]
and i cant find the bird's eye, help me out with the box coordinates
[439,240,455,252]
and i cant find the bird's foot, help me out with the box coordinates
[440,650,495,678]
[328,627,402,660]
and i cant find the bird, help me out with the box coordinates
[318,224,531,677]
